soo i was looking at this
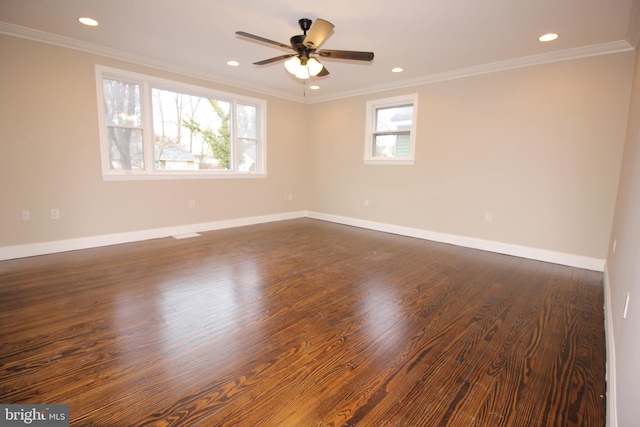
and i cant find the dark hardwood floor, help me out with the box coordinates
[0,219,606,426]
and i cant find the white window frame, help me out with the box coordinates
[364,93,418,165]
[95,65,267,180]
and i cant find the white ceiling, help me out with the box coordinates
[1,0,637,103]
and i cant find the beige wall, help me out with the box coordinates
[0,35,308,246]
[308,53,635,259]
[606,47,640,426]
[0,34,635,265]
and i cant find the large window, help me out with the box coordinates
[364,94,418,165]
[96,66,266,179]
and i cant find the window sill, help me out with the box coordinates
[102,172,267,181]
[364,159,415,165]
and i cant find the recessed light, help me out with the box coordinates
[391,67,404,73]
[309,85,320,90]
[227,60,240,67]
[78,17,99,27]
[538,33,558,42]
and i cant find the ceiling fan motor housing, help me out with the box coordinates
[290,35,308,56]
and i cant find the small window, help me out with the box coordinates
[364,94,418,165]
[96,66,266,180]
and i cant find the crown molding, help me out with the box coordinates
[628,0,640,47]
[305,40,635,104]
[1,22,633,105]
[0,22,305,103]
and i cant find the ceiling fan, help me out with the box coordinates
[236,18,374,80]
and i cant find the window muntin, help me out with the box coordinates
[96,66,266,179]
[365,94,418,165]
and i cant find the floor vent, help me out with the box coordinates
[171,232,202,240]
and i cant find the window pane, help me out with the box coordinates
[374,134,395,157]
[152,88,231,170]
[237,104,257,139]
[396,133,411,156]
[375,105,413,132]
[374,133,411,157]
[238,139,258,172]
[108,127,144,170]
[103,79,142,126]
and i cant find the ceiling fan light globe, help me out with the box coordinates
[284,56,301,75]
[295,67,310,79]
[307,58,323,76]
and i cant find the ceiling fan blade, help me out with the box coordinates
[317,49,374,61]
[253,54,296,65]
[318,65,330,77]
[303,18,335,49]
[236,31,293,51]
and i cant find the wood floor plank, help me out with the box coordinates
[0,219,606,426]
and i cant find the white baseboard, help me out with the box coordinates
[1,210,606,271]
[603,265,617,427]
[0,211,306,261]
[306,211,605,271]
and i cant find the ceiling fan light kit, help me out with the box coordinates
[236,17,374,81]
[285,56,323,79]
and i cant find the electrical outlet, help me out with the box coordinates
[51,208,60,220]
[485,212,493,222]
[364,199,369,207]
[21,210,30,221]
[189,200,196,208]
